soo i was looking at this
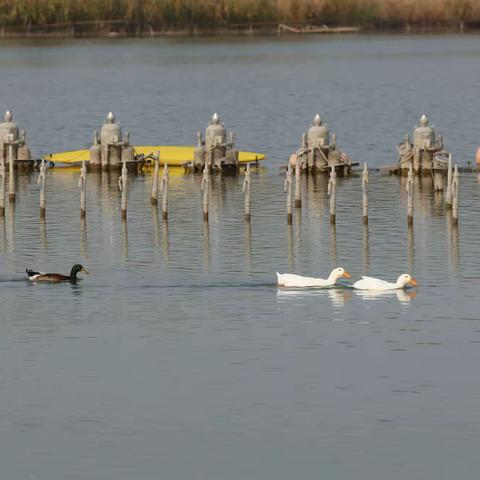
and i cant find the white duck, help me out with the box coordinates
[277,267,351,288]
[352,273,417,291]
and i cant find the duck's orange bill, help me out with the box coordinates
[409,278,417,286]
[343,272,351,278]
[81,267,90,274]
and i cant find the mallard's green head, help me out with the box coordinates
[70,264,89,278]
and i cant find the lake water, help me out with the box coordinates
[1,34,480,480]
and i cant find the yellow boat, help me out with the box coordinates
[44,145,266,167]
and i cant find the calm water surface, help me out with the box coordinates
[0,35,480,480]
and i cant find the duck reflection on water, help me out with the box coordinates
[277,285,416,306]
[354,288,417,304]
[276,286,352,308]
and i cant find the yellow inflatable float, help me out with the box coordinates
[44,145,266,167]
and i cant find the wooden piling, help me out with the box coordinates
[160,161,169,220]
[445,153,453,208]
[452,164,459,226]
[284,162,293,224]
[201,163,209,222]
[119,160,128,220]
[0,162,5,218]
[328,165,336,225]
[8,143,15,203]
[294,156,301,208]
[406,164,414,226]
[151,152,160,206]
[362,162,368,225]
[38,158,46,218]
[79,160,87,218]
[243,163,251,222]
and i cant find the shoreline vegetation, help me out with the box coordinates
[0,0,480,38]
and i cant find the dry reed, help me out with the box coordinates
[0,0,479,30]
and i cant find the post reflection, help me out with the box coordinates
[330,223,337,261]
[151,205,160,247]
[362,223,369,273]
[244,221,252,270]
[162,220,170,260]
[306,174,328,212]
[7,203,14,252]
[287,223,294,270]
[407,225,414,273]
[203,220,210,267]
[447,211,460,272]
[121,217,128,261]
[80,217,88,257]
[0,216,5,252]
[40,217,47,249]
[432,190,443,215]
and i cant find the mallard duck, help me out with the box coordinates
[276,267,351,288]
[352,273,417,291]
[26,264,89,282]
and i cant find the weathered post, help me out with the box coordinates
[328,165,336,225]
[151,152,160,206]
[445,153,453,208]
[362,162,368,225]
[452,164,459,226]
[0,161,5,218]
[406,164,414,226]
[8,138,15,203]
[243,163,251,222]
[119,160,128,220]
[294,155,301,208]
[284,162,293,225]
[201,163,209,222]
[38,158,47,218]
[160,162,169,220]
[79,160,87,218]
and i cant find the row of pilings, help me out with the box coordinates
[0,155,460,229]
[284,160,459,227]
[0,166,461,277]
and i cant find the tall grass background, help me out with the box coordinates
[0,0,479,30]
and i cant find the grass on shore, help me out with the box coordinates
[0,0,479,30]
